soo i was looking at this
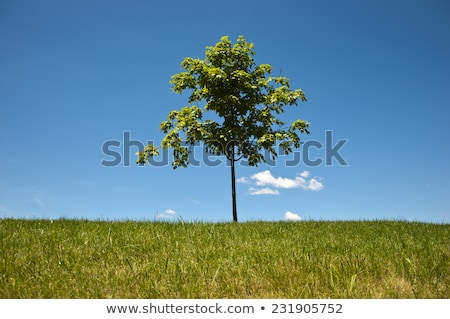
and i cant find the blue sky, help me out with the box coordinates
[1,0,449,223]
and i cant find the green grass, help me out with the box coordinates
[0,219,448,298]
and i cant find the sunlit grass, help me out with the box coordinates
[1,219,448,298]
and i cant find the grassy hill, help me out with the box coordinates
[1,219,448,298]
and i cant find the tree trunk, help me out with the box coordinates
[230,146,238,222]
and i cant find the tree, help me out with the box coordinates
[137,35,310,222]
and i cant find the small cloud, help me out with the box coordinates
[156,208,177,219]
[249,187,280,195]
[164,209,176,215]
[251,170,306,189]
[239,170,324,195]
[284,211,302,221]
[308,178,324,191]
[236,177,251,184]
[300,171,310,178]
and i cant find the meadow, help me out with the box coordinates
[0,219,448,298]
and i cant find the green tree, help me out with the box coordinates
[137,36,310,222]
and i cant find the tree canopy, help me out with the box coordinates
[137,35,310,221]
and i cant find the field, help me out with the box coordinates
[0,219,448,298]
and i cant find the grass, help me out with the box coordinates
[0,219,448,298]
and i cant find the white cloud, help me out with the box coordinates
[249,187,280,195]
[236,176,251,184]
[300,171,310,178]
[156,208,177,219]
[164,209,176,215]
[308,178,324,191]
[284,211,302,221]
[251,170,306,189]
[238,170,324,195]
